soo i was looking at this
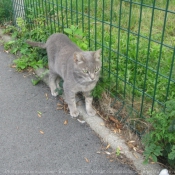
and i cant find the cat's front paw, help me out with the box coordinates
[51,91,58,97]
[86,107,96,116]
[70,109,79,118]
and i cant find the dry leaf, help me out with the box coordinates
[45,93,48,100]
[38,113,42,118]
[64,120,68,125]
[40,130,44,134]
[105,151,111,155]
[133,153,138,159]
[84,157,89,163]
[77,119,86,124]
[105,144,110,150]
[128,140,135,143]
[133,147,137,152]
[10,64,16,68]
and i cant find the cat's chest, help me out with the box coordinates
[76,82,96,93]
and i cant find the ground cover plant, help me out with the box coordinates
[0,0,12,23]
[1,0,175,169]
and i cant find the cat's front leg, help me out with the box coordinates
[49,72,60,96]
[64,85,79,118]
[83,91,96,116]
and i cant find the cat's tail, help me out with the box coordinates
[26,40,46,49]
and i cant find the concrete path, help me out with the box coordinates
[0,45,137,175]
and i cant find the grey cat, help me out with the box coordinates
[27,33,101,117]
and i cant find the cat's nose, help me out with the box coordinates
[90,74,95,80]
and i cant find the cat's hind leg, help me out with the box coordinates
[49,72,59,96]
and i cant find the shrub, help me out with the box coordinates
[142,99,175,169]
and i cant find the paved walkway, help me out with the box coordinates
[0,45,137,175]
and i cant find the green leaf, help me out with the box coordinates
[64,28,73,35]
[168,146,175,160]
[31,78,40,85]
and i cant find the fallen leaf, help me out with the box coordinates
[64,120,68,125]
[57,107,63,110]
[105,151,111,155]
[37,111,42,115]
[105,144,110,150]
[38,113,42,118]
[84,157,89,163]
[77,119,86,124]
[10,64,16,68]
[133,147,137,152]
[40,130,44,134]
[45,93,48,100]
[133,153,138,159]
[128,140,135,143]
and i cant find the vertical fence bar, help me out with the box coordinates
[56,0,60,32]
[88,0,91,48]
[82,0,84,32]
[140,0,156,116]
[65,0,68,27]
[41,0,46,29]
[60,0,64,32]
[70,0,73,24]
[123,0,132,98]
[94,0,97,50]
[165,48,175,101]
[75,0,78,25]
[151,0,169,112]
[116,0,123,94]
[131,0,143,112]
[101,0,105,74]
[44,0,49,27]
[108,0,113,79]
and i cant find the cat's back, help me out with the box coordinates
[46,33,80,52]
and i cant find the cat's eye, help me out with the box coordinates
[83,69,88,74]
[95,68,99,73]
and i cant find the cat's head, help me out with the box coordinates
[73,49,102,83]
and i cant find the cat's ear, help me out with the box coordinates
[94,49,101,60]
[74,52,84,64]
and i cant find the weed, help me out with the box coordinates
[64,25,88,50]
[142,99,175,168]
[116,147,121,157]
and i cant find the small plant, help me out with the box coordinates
[64,25,88,50]
[0,0,12,23]
[142,99,175,169]
[116,147,121,156]
[4,17,48,70]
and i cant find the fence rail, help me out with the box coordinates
[2,0,175,135]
